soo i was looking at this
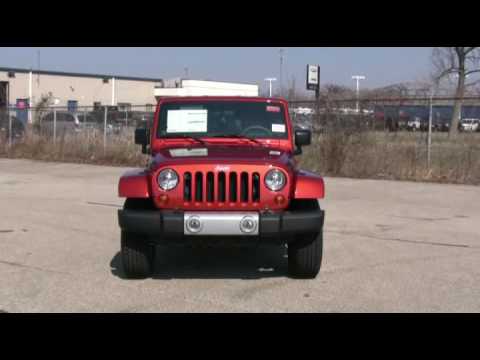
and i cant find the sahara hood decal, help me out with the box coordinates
[169,148,208,157]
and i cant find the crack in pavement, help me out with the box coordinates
[392,215,451,222]
[86,201,122,208]
[0,230,14,233]
[0,259,70,275]
[327,230,474,248]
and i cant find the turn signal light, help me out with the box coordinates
[159,194,169,204]
[274,195,285,205]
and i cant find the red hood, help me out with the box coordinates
[149,144,295,170]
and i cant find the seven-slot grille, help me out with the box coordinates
[183,171,261,204]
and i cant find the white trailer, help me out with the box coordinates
[154,79,259,99]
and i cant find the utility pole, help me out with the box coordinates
[28,70,32,124]
[427,89,433,169]
[352,75,366,113]
[184,67,189,78]
[279,49,284,98]
[111,77,115,105]
[264,78,277,97]
[37,50,41,86]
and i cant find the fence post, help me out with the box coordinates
[53,107,57,145]
[427,91,433,169]
[104,106,108,155]
[8,109,12,148]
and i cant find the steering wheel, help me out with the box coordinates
[240,125,271,137]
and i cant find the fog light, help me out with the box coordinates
[186,216,202,233]
[239,216,257,234]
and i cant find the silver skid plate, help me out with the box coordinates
[184,212,259,236]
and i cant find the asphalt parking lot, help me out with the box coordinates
[0,158,479,312]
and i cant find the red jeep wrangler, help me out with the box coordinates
[118,96,325,278]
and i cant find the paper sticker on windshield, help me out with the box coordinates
[272,124,286,133]
[169,148,208,157]
[266,105,281,112]
[167,109,208,133]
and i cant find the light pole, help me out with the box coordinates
[352,75,366,113]
[264,78,277,97]
[279,49,284,97]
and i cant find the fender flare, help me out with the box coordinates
[293,169,325,199]
[118,169,151,198]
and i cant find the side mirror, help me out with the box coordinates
[134,127,149,154]
[293,128,311,155]
[295,128,311,147]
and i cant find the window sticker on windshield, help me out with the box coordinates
[266,105,281,112]
[167,109,208,133]
[272,124,286,133]
[169,148,208,157]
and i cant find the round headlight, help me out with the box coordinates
[157,169,178,191]
[264,169,286,191]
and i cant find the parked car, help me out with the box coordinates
[433,119,450,132]
[39,111,81,135]
[459,118,480,132]
[407,117,422,131]
[0,112,25,140]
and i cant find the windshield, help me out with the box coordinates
[156,101,288,139]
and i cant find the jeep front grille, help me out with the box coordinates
[183,171,261,204]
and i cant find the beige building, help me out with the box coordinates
[0,67,163,123]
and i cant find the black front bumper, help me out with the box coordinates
[118,208,324,243]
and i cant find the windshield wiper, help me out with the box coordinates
[211,134,263,145]
[162,135,206,146]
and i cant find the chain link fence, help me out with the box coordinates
[1,97,480,184]
[289,96,480,184]
[0,104,154,165]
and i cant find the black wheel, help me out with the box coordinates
[288,231,323,279]
[121,230,155,279]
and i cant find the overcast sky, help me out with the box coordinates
[0,47,433,91]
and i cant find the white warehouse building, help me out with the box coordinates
[154,78,259,98]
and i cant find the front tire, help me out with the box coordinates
[288,231,323,279]
[121,231,155,279]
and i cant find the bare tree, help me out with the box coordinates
[33,93,54,132]
[432,47,480,134]
[369,83,411,99]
